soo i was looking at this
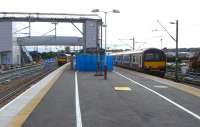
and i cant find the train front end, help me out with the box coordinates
[143,48,166,77]
[57,53,68,66]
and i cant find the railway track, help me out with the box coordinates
[0,64,57,107]
[0,64,41,75]
[116,66,200,86]
[165,70,200,85]
[0,64,44,84]
[0,64,52,85]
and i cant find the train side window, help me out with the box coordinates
[123,55,129,63]
[135,56,137,63]
[117,56,120,61]
[136,55,139,64]
[127,55,130,62]
[132,56,136,63]
[129,55,131,63]
[120,56,123,62]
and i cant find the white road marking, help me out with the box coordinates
[153,85,168,88]
[114,71,200,120]
[75,71,83,127]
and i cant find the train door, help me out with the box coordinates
[117,55,121,65]
[129,54,131,67]
[121,55,123,64]
[139,55,142,68]
[131,55,135,69]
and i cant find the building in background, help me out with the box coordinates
[0,22,21,65]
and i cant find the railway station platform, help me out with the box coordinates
[0,64,200,127]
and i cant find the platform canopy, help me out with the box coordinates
[17,36,83,46]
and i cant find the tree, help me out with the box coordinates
[41,52,57,59]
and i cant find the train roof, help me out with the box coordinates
[110,48,163,56]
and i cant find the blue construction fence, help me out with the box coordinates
[74,54,113,72]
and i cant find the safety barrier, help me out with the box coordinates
[74,54,113,72]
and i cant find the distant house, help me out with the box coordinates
[0,22,21,65]
[166,51,195,59]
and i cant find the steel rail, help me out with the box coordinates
[0,69,53,106]
[0,64,43,84]
[0,64,41,75]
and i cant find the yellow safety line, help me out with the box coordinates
[6,65,67,127]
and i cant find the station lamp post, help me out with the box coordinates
[157,20,179,81]
[91,9,120,80]
[170,20,179,82]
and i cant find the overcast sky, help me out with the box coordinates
[1,0,200,50]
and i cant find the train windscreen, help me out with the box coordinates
[144,50,165,61]
[57,54,66,58]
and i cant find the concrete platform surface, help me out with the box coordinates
[0,67,200,127]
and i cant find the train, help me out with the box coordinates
[112,48,166,77]
[57,53,71,66]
